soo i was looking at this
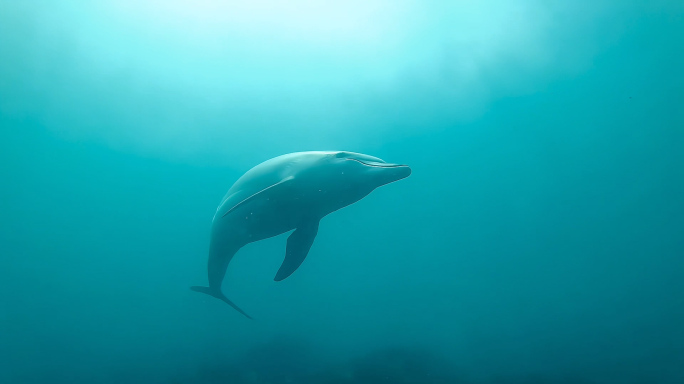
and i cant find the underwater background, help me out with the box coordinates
[1,1,683,383]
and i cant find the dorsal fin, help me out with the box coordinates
[222,176,294,218]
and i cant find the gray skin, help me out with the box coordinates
[191,151,411,319]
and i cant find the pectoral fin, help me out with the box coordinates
[274,220,319,281]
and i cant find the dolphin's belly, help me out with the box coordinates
[213,197,313,244]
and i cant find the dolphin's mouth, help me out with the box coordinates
[348,159,408,168]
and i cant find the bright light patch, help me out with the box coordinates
[70,0,417,93]
[103,0,408,65]
[113,0,397,46]
[3,0,621,163]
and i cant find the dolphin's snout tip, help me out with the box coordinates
[398,165,411,179]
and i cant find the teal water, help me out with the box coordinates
[1,1,683,383]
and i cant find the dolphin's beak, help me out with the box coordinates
[347,158,411,184]
[354,160,408,169]
[375,163,411,186]
[393,164,412,179]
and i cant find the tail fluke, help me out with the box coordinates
[190,286,254,320]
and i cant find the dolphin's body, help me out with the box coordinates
[191,151,411,318]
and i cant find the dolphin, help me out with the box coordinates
[191,151,411,319]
